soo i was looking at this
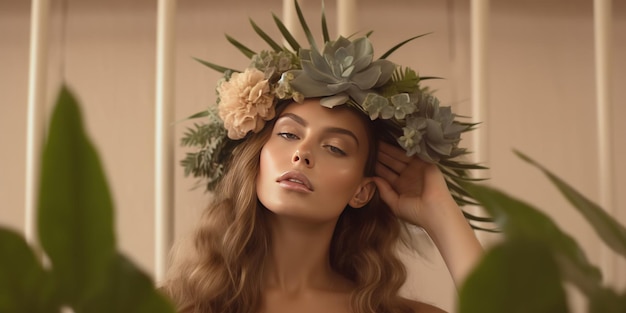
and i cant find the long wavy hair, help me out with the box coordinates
[163,102,413,313]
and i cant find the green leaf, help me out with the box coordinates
[37,85,116,305]
[193,57,239,74]
[419,76,443,80]
[459,240,569,313]
[587,289,626,313]
[439,159,489,170]
[320,1,330,43]
[81,254,176,313]
[250,18,282,52]
[272,13,301,52]
[294,0,318,51]
[379,33,431,60]
[0,228,57,312]
[461,182,604,296]
[516,150,626,258]
[461,210,494,223]
[225,35,256,59]
[186,110,210,120]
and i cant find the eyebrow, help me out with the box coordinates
[279,112,360,147]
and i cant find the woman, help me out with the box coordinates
[165,5,483,313]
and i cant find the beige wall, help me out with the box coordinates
[1,0,624,311]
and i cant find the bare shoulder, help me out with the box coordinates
[401,297,447,313]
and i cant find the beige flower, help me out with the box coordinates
[217,68,276,139]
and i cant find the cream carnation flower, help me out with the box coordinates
[217,68,276,139]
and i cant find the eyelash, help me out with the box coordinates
[277,132,347,156]
[277,132,299,140]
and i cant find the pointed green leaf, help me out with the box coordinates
[419,76,443,80]
[250,18,282,52]
[225,34,256,59]
[516,150,626,258]
[320,1,330,43]
[294,0,317,51]
[461,181,604,296]
[37,85,116,305]
[272,13,301,52]
[187,110,210,120]
[82,254,176,313]
[459,240,569,313]
[193,57,239,74]
[379,33,431,60]
[452,194,480,207]
[439,159,489,170]
[467,224,500,233]
[461,210,494,223]
[0,228,57,312]
[587,289,626,313]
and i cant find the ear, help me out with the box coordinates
[349,178,376,208]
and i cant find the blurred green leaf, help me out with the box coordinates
[81,254,176,313]
[461,182,604,296]
[0,228,57,313]
[37,85,116,305]
[587,289,626,313]
[516,150,626,258]
[459,239,569,313]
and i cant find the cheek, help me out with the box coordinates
[257,142,284,188]
[320,163,365,197]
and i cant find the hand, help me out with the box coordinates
[373,141,458,229]
[374,141,483,288]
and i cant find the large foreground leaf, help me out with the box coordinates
[81,254,176,313]
[459,239,569,313]
[461,182,603,295]
[0,228,56,312]
[37,86,116,305]
[516,150,626,258]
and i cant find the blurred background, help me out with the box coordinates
[1,0,624,311]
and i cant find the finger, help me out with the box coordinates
[372,176,399,209]
[378,149,406,174]
[375,161,398,185]
[378,141,412,163]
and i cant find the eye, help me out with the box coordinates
[277,132,299,140]
[324,144,346,156]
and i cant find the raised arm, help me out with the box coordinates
[373,141,483,288]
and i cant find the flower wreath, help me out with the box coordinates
[180,1,491,230]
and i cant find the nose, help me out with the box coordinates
[292,149,314,168]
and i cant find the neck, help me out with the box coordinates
[262,211,345,293]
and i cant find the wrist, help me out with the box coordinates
[420,198,463,236]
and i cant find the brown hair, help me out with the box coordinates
[163,102,413,313]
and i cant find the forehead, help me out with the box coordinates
[279,99,370,139]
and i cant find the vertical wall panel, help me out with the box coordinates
[593,0,616,284]
[154,0,177,282]
[24,0,50,246]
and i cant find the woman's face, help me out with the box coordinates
[256,98,375,223]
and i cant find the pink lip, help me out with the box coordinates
[276,171,314,192]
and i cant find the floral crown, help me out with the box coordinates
[181,2,490,230]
